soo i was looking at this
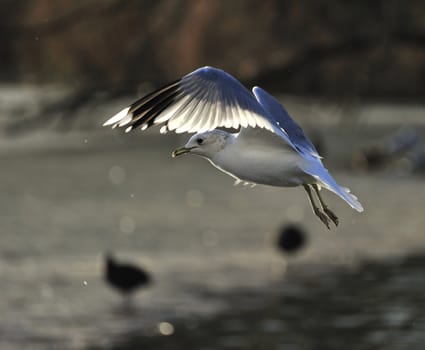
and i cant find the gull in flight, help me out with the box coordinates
[104,66,363,228]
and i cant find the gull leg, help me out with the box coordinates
[312,184,339,226]
[303,184,330,229]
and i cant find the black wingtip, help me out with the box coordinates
[124,80,182,131]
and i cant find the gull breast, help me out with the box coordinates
[211,142,310,187]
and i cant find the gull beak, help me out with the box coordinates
[171,146,193,157]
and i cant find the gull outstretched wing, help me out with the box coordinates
[251,87,321,159]
[104,66,285,135]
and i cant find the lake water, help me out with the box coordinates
[0,94,424,349]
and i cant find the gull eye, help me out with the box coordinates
[197,138,204,145]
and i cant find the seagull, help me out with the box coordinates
[104,66,363,228]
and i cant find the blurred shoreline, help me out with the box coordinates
[1,84,424,158]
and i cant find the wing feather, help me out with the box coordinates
[103,66,277,135]
[252,86,321,159]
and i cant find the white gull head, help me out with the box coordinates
[172,130,233,159]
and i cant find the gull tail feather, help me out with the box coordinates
[301,164,364,212]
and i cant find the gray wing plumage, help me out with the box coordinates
[252,87,321,159]
[103,66,321,159]
[104,66,278,134]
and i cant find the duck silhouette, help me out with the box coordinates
[104,253,152,297]
[276,224,307,254]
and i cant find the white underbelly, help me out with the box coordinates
[211,148,314,187]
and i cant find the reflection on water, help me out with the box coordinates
[91,254,425,350]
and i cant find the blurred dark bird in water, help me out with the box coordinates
[351,127,418,171]
[104,253,151,297]
[276,224,307,254]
